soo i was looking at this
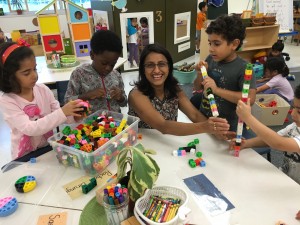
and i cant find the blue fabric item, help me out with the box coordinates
[127,18,137,36]
[208,0,224,7]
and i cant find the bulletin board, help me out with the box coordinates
[259,0,293,33]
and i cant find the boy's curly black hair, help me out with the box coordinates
[206,14,246,51]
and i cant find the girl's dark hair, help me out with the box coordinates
[134,43,179,99]
[206,14,245,51]
[272,40,284,52]
[90,30,122,55]
[0,42,34,93]
[265,57,289,77]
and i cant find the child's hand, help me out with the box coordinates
[236,99,252,121]
[62,99,86,117]
[110,87,123,102]
[229,138,247,151]
[202,76,217,93]
[194,60,208,71]
[296,210,300,220]
[89,88,106,99]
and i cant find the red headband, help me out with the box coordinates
[1,38,30,64]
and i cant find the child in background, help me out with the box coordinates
[0,42,84,160]
[64,30,127,113]
[192,14,256,136]
[268,40,285,60]
[139,17,149,53]
[256,57,293,103]
[127,18,140,68]
[232,84,300,185]
[195,1,208,54]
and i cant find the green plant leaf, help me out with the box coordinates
[147,155,160,176]
[144,148,157,155]
[128,180,142,202]
[116,148,130,180]
[129,169,144,195]
[131,147,159,189]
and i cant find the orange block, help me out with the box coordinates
[72,24,91,41]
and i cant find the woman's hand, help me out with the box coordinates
[205,117,230,138]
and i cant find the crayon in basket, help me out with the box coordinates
[200,66,219,117]
[233,63,253,157]
[142,195,181,223]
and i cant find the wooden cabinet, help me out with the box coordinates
[200,24,280,62]
[238,25,279,62]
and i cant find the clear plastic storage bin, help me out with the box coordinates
[48,110,139,176]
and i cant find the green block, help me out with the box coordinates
[63,38,73,55]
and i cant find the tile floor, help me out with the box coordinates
[0,36,300,168]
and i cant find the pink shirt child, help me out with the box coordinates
[0,83,74,160]
[265,74,294,102]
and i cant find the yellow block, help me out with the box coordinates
[39,16,60,35]
[11,30,21,42]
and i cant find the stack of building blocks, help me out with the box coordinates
[234,63,253,157]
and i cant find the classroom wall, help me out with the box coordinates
[0,0,254,37]
[0,14,70,37]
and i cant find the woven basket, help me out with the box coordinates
[251,16,264,26]
[134,186,188,225]
[264,16,276,26]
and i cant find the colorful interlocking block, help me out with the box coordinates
[15,176,37,193]
[0,196,18,217]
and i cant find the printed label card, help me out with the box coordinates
[63,169,114,199]
[37,212,67,225]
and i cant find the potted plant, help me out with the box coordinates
[116,143,160,203]
[10,0,24,15]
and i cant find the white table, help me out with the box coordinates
[0,129,299,225]
[36,56,127,85]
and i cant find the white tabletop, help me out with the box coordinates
[0,203,81,225]
[0,129,299,225]
[36,56,127,85]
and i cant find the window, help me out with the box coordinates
[0,0,90,13]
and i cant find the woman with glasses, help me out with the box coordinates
[128,43,230,137]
